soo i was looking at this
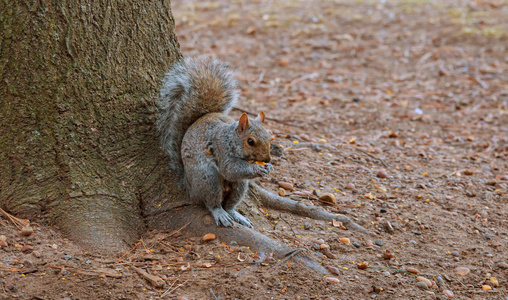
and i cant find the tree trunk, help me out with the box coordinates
[0,0,182,253]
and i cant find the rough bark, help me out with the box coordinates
[0,0,181,253]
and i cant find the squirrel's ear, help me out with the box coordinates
[255,111,265,124]
[237,113,249,133]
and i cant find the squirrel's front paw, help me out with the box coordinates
[255,163,273,177]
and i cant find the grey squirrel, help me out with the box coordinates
[157,57,273,227]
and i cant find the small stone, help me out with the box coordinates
[482,285,492,290]
[32,250,41,258]
[415,281,428,289]
[320,243,330,250]
[303,222,312,230]
[417,276,432,287]
[20,225,34,236]
[315,238,325,244]
[490,277,499,287]
[412,231,422,235]
[278,188,286,197]
[383,249,394,260]
[463,169,474,175]
[326,266,340,274]
[376,170,388,178]
[326,277,340,284]
[352,242,360,248]
[436,276,444,286]
[0,240,8,247]
[357,261,368,270]
[202,233,216,242]
[382,271,390,277]
[323,250,336,259]
[21,245,33,252]
[51,244,58,249]
[384,221,394,233]
[366,240,374,247]
[339,237,351,245]
[485,234,492,240]
[374,239,383,246]
[0,235,6,241]
[450,251,460,257]
[278,58,289,67]
[406,267,419,274]
[455,267,470,276]
[319,193,336,205]
[443,290,454,298]
[278,182,294,190]
[64,254,72,260]
[388,131,398,138]
[380,208,387,213]
[497,262,508,269]
[346,183,355,190]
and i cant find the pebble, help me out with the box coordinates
[319,193,336,205]
[21,245,33,252]
[32,250,41,258]
[303,222,312,230]
[376,170,388,178]
[352,242,360,248]
[415,281,428,289]
[374,239,383,246]
[346,183,355,190]
[382,271,390,277]
[450,251,460,257]
[380,208,387,213]
[357,262,369,270]
[406,267,419,274]
[278,182,294,190]
[278,188,286,197]
[366,240,374,247]
[497,262,508,269]
[326,266,340,274]
[64,254,72,260]
[20,225,34,236]
[0,235,6,241]
[323,250,336,259]
[339,237,351,245]
[408,240,417,246]
[412,231,422,235]
[383,250,394,260]
[326,277,340,284]
[490,277,499,287]
[320,243,330,250]
[436,276,444,286]
[202,233,216,242]
[443,290,454,298]
[0,240,8,247]
[4,282,15,291]
[417,276,432,287]
[482,285,492,290]
[455,267,470,276]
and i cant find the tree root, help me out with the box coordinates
[249,182,374,235]
[147,205,328,274]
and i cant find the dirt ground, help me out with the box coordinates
[1,0,507,299]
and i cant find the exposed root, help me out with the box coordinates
[249,182,374,235]
[147,206,328,274]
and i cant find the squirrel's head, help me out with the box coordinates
[236,112,272,163]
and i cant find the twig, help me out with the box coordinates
[278,213,297,237]
[270,248,303,269]
[354,147,388,168]
[116,241,141,262]
[474,75,488,89]
[160,279,190,298]
[367,266,417,276]
[0,208,29,230]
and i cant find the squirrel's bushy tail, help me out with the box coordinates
[157,56,239,178]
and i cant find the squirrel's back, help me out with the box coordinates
[157,57,239,178]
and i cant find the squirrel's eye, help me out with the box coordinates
[247,138,255,146]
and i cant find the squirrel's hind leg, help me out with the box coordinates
[184,161,235,227]
[223,181,253,227]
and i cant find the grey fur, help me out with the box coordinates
[157,56,239,179]
[157,57,273,227]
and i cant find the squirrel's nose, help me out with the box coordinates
[263,156,271,163]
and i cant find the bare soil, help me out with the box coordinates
[1,0,507,299]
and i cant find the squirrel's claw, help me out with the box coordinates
[226,209,253,228]
[210,207,235,227]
